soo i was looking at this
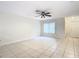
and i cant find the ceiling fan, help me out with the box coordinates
[35,10,52,18]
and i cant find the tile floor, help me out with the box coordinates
[0,37,79,58]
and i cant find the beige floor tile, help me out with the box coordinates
[0,46,16,58]
[63,38,75,58]
[24,49,42,57]
[1,37,79,58]
[73,38,79,58]
[21,41,43,50]
[15,52,32,58]
[38,54,50,58]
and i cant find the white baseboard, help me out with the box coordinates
[0,38,31,47]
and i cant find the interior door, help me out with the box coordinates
[65,16,79,37]
[70,22,79,37]
[70,17,79,37]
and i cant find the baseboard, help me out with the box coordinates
[0,38,31,47]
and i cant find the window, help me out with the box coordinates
[44,23,55,33]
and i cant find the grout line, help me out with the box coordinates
[73,38,75,58]
[49,38,66,58]
[6,45,17,58]
[36,47,51,58]
[62,37,69,58]
[62,37,75,58]
[76,38,79,58]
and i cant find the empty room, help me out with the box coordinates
[0,1,79,58]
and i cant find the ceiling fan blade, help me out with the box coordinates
[46,15,52,17]
[45,12,50,14]
[35,10,42,12]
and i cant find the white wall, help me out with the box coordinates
[55,18,65,38]
[0,12,40,46]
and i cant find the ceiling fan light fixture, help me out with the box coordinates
[35,9,52,18]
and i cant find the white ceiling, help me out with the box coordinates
[0,1,79,18]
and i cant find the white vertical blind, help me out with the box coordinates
[44,23,55,33]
